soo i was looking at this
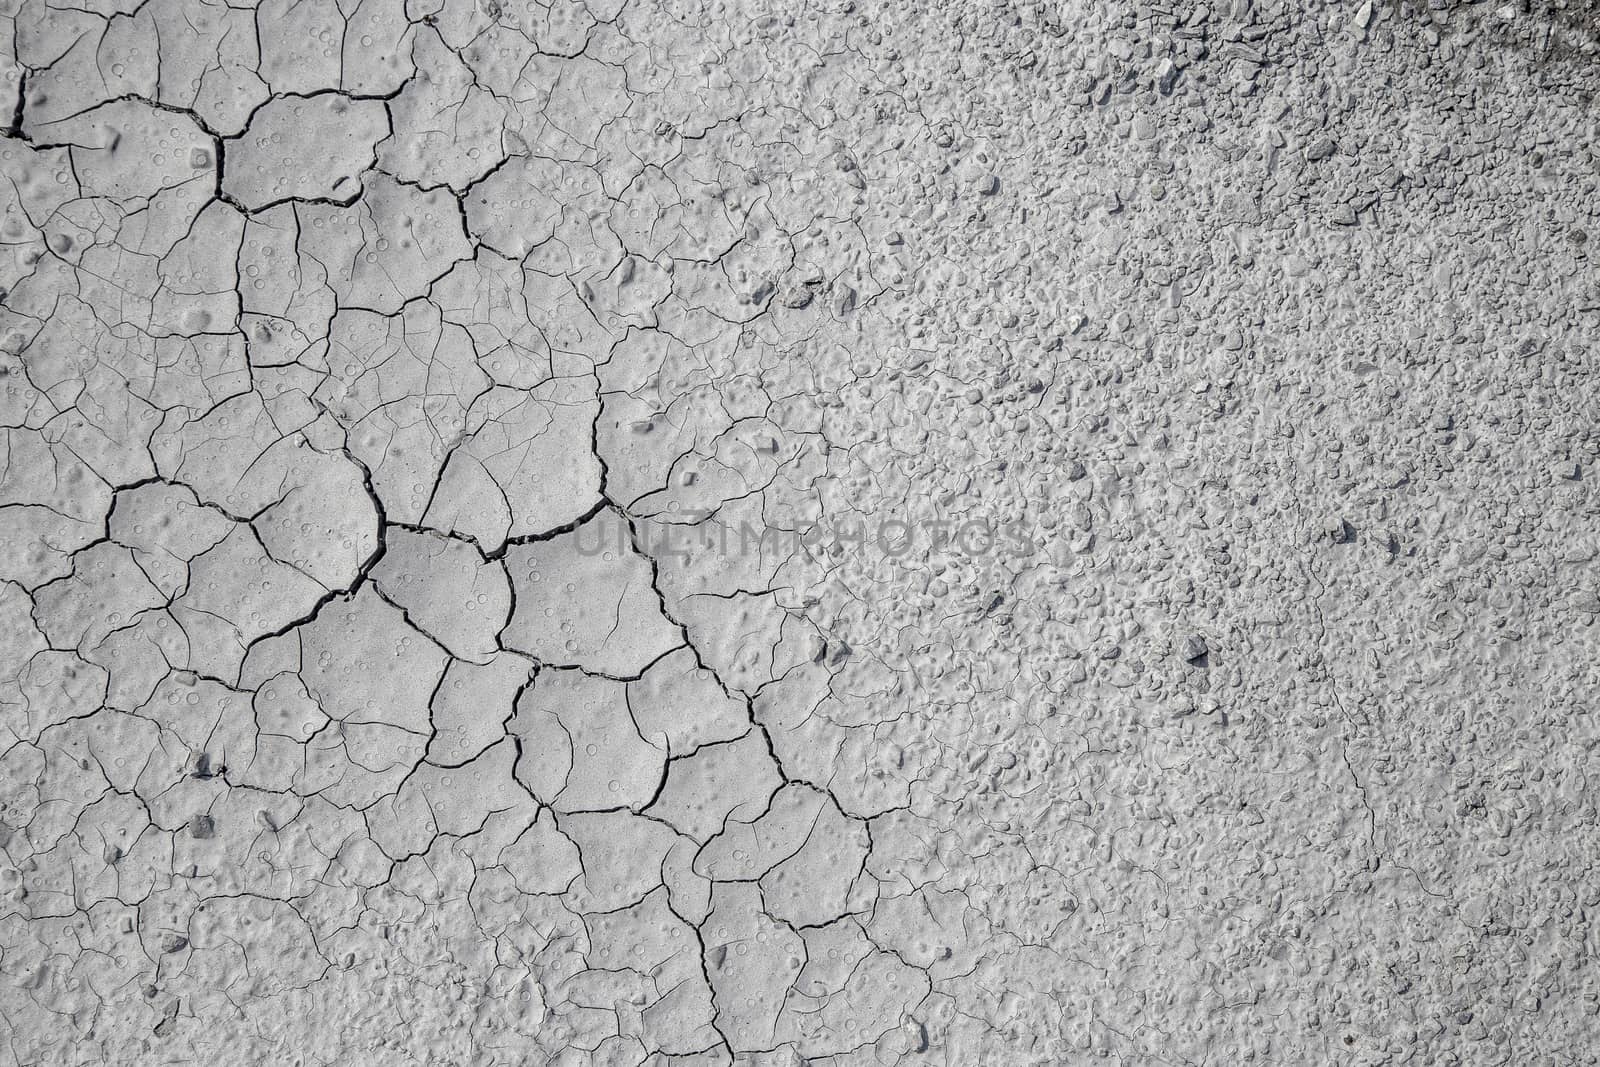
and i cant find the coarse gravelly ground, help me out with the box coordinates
[2,0,1599,1063]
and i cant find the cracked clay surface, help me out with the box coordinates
[3,0,1600,1063]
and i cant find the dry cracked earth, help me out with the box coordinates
[2,0,1600,1063]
